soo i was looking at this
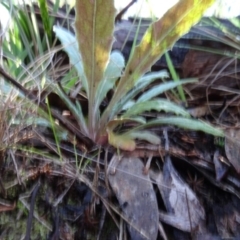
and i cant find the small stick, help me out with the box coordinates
[115,0,137,22]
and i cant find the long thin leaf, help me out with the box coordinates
[128,131,161,145]
[75,0,116,138]
[101,0,215,129]
[95,51,125,111]
[100,71,169,127]
[38,0,52,42]
[122,99,190,118]
[55,84,88,135]
[135,70,169,85]
[53,26,88,93]
[138,117,224,137]
[107,79,196,123]
[137,79,197,103]
[165,51,186,101]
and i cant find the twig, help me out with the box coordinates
[115,0,137,22]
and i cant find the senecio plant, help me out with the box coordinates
[54,0,223,151]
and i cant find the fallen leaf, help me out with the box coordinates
[154,155,205,232]
[225,128,240,174]
[108,155,158,240]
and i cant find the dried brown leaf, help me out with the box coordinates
[108,155,158,240]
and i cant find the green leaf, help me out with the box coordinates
[38,0,52,42]
[165,51,186,101]
[61,68,79,92]
[75,0,116,91]
[123,99,190,118]
[100,78,192,120]
[53,26,88,93]
[139,117,224,137]
[100,71,169,127]
[128,131,160,145]
[101,0,215,127]
[75,0,116,137]
[127,0,216,83]
[122,100,135,111]
[107,117,146,131]
[95,51,125,111]
[75,0,115,92]
[55,84,88,135]
[16,9,35,63]
[137,79,197,103]
[135,70,169,85]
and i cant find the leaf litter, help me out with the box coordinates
[1,1,240,240]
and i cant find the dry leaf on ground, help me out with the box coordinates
[225,128,240,174]
[154,155,205,232]
[108,155,158,240]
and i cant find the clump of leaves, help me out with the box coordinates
[1,0,71,82]
[0,0,78,150]
[0,0,228,239]
[54,0,223,151]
